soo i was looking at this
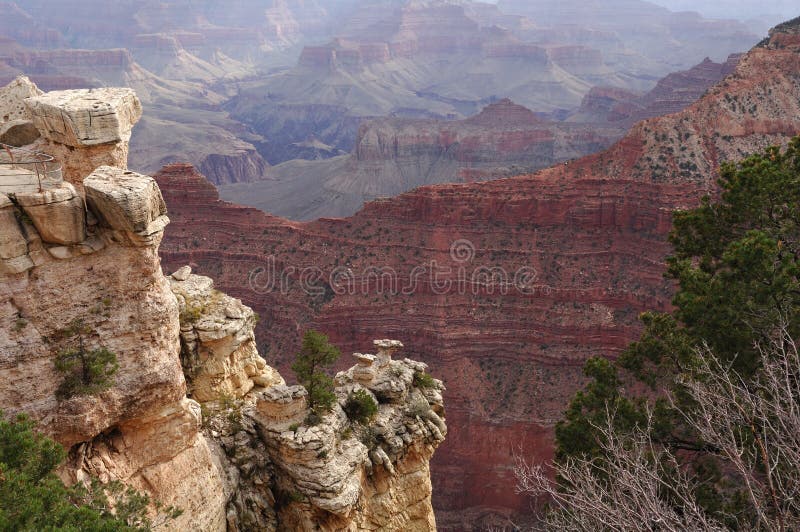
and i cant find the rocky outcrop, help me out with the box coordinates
[2,80,446,531]
[169,267,283,402]
[14,182,86,245]
[0,83,143,187]
[253,340,446,531]
[26,87,141,148]
[0,167,228,529]
[164,266,446,530]
[0,82,232,530]
[0,75,41,121]
[158,22,800,528]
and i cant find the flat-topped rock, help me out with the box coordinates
[374,338,403,366]
[256,385,308,421]
[15,182,85,245]
[25,87,142,147]
[353,352,376,366]
[84,166,167,234]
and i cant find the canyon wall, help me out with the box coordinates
[572,54,743,125]
[221,98,624,219]
[220,53,740,222]
[156,21,800,529]
[0,78,445,530]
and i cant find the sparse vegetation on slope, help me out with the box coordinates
[523,138,800,529]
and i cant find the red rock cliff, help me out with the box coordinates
[156,27,800,529]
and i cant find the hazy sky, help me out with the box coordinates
[485,0,796,26]
[646,0,796,22]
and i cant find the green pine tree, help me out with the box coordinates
[54,319,119,400]
[292,330,341,416]
[553,137,800,526]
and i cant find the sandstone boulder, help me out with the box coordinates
[25,87,142,147]
[15,182,86,245]
[84,166,166,234]
[0,76,42,123]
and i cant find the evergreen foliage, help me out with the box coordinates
[54,319,119,400]
[551,138,800,527]
[0,412,141,531]
[412,371,437,389]
[343,389,378,424]
[291,330,341,415]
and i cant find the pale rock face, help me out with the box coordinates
[71,398,230,532]
[253,342,446,531]
[31,136,132,188]
[170,267,284,402]
[84,166,167,236]
[0,193,33,274]
[15,182,86,245]
[0,75,42,122]
[25,87,142,147]
[0,78,136,187]
[0,166,227,530]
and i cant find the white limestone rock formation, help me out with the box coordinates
[84,166,169,247]
[0,78,142,186]
[0,168,229,530]
[26,87,141,147]
[253,340,446,531]
[169,266,283,402]
[14,182,86,245]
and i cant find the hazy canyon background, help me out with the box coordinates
[1,0,798,529]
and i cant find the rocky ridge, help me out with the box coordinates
[571,54,743,125]
[221,98,624,219]
[156,21,800,529]
[220,52,740,221]
[0,79,445,530]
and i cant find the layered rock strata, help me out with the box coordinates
[1,78,446,530]
[221,52,744,221]
[169,266,283,402]
[252,339,446,531]
[0,163,228,529]
[157,22,800,529]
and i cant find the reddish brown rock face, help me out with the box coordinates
[156,29,800,528]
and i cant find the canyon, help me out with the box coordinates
[155,19,800,529]
[0,78,446,530]
[0,0,759,193]
[225,0,757,165]
[220,55,740,220]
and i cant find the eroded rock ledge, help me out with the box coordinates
[170,266,447,530]
[1,76,446,531]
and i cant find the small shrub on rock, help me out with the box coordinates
[413,372,436,389]
[54,320,118,400]
[343,389,378,425]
